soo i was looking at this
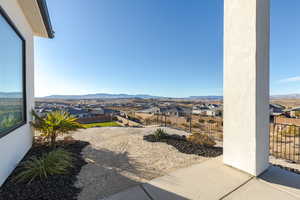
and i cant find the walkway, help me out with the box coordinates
[103,157,300,200]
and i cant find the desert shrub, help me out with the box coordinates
[198,119,205,124]
[271,134,291,144]
[154,128,167,139]
[271,135,282,143]
[144,118,152,125]
[216,133,223,140]
[63,135,75,142]
[187,133,216,147]
[182,123,189,128]
[14,149,74,184]
[192,123,202,128]
[207,119,216,124]
[281,126,300,137]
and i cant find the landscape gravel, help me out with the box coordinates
[72,127,208,200]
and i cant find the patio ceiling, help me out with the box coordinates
[18,0,54,38]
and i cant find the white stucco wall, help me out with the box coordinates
[0,0,35,186]
[223,0,270,176]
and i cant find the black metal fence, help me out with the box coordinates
[139,113,300,163]
[270,123,300,163]
[140,113,223,141]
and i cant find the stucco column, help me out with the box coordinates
[223,0,270,176]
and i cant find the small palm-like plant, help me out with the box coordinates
[14,149,74,184]
[31,110,84,147]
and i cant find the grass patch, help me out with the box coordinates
[82,121,121,128]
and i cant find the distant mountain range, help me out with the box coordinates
[42,93,162,99]
[41,93,223,100]
[188,96,223,100]
[0,91,296,100]
[0,92,22,98]
[271,94,300,99]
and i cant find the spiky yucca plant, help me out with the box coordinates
[154,128,167,140]
[31,110,83,147]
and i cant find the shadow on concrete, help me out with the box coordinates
[103,183,190,200]
[259,165,300,191]
[76,144,163,200]
[141,183,190,200]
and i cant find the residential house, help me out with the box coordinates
[285,107,300,119]
[136,106,161,115]
[192,104,222,117]
[0,0,54,185]
[0,1,289,194]
[66,108,91,118]
[269,103,285,116]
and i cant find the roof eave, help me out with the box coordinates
[36,0,54,38]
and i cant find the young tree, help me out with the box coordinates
[31,110,84,147]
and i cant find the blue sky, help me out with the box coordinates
[35,0,300,97]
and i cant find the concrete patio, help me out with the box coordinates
[103,157,300,200]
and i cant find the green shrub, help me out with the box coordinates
[15,149,74,184]
[187,133,216,147]
[154,128,167,139]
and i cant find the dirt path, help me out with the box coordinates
[72,127,208,200]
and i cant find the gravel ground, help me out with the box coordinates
[270,156,300,171]
[72,127,208,200]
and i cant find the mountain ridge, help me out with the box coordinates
[39,93,300,100]
[2,92,299,100]
[40,93,223,100]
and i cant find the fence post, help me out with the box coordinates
[164,114,167,127]
[189,114,192,133]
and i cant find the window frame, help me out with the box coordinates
[0,6,27,139]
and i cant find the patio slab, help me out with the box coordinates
[223,178,299,200]
[102,157,300,200]
[102,186,151,200]
[259,165,300,198]
[142,157,252,200]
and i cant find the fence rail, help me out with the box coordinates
[270,123,300,163]
[137,113,300,163]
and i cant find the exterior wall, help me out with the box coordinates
[0,0,34,186]
[223,0,270,176]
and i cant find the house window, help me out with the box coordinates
[0,8,26,138]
